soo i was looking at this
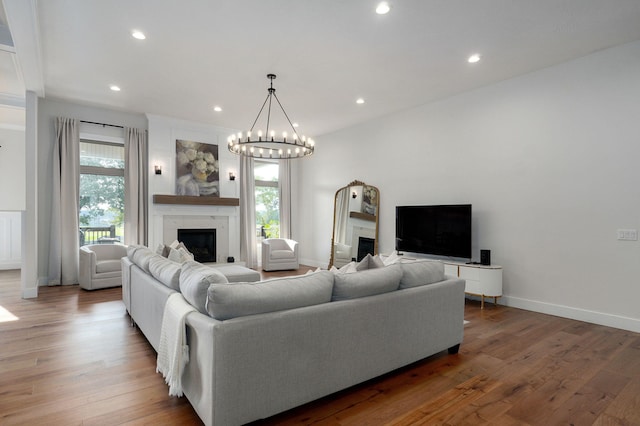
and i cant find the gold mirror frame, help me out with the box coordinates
[329,180,380,268]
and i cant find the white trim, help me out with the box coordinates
[0,93,25,108]
[501,295,640,333]
[0,123,25,131]
[0,262,21,270]
[22,284,37,298]
[3,0,45,96]
[79,132,124,144]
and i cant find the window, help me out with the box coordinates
[78,140,125,245]
[255,160,279,240]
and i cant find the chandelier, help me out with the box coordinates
[228,74,314,159]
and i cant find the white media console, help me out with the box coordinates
[442,261,503,309]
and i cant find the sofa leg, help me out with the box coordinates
[448,344,460,354]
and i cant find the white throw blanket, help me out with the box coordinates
[156,293,196,397]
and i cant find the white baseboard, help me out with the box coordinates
[0,261,21,270]
[300,258,327,269]
[22,286,38,299]
[500,295,640,333]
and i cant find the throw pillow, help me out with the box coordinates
[332,263,402,301]
[399,260,445,289]
[149,256,181,291]
[206,270,334,320]
[335,261,358,274]
[180,261,229,314]
[168,247,194,263]
[382,250,402,266]
[355,253,384,271]
[154,243,171,258]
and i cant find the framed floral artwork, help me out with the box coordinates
[361,185,378,216]
[175,139,220,197]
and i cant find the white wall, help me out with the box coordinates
[0,128,26,210]
[146,114,240,259]
[299,40,640,332]
[0,212,21,269]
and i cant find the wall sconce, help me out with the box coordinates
[229,172,236,181]
[154,165,162,175]
[352,191,357,199]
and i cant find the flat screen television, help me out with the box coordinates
[395,204,472,259]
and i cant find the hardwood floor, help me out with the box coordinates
[1,268,638,425]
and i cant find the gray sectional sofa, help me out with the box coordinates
[121,246,466,426]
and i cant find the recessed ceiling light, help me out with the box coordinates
[468,54,481,64]
[356,98,365,104]
[132,30,146,40]
[213,106,222,112]
[376,2,390,14]
[292,122,299,128]
[109,85,121,92]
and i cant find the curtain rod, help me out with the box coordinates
[80,120,124,129]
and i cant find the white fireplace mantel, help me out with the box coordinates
[151,204,240,264]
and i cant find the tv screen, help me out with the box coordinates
[395,204,472,259]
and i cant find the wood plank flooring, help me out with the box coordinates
[1,268,639,425]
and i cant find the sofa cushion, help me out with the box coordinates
[332,263,402,301]
[126,244,145,259]
[131,247,158,273]
[271,249,296,260]
[96,259,121,274]
[399,260,445,289]
[206,270,334,320]
[180,261,229,314]
[149,256,182,291]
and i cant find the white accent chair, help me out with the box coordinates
[333,243,353,268]
[261,238,299,271]
[79,244,128,290]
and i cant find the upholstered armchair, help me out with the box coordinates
[333,243,353,268]
[261,238,299,271]
[79,244,128,290]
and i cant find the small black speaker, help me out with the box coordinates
[227,256,235,263]
[480,250,491,266]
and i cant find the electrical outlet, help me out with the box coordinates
[617,229,638,241]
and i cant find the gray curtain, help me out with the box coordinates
[124,127,148,246]
[239,155,257,268]
[278,159,292,239]
[49,117,80,285]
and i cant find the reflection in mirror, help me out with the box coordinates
[329,180,379,268]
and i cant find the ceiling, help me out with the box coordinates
[3,0,640,136]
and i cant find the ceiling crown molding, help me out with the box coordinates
[3,0,44,97]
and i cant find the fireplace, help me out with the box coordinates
[357,237,375,262]
[177,228,216,263]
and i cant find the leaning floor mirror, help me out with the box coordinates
[329,180,380,268]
